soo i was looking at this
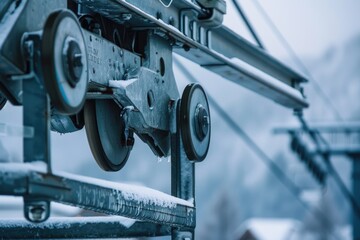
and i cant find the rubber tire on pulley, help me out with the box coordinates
[180,83,211,162]
[84,100,133,171]
[41,9,88,115]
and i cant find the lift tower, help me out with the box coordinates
[0,0,308,239]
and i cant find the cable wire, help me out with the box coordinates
[174,58,339,228]
[231,0,265,50]
[240,0,358,219]
[295,112,360,217]
[252,0,343,121]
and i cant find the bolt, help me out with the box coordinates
[194,104,209,141]
[24,41,34,59]
[156,11,162,20]
[121,13,132,21]
[92,23,102,35]
[24,201,49,223]
[62,38,83,88]
[169,16,175,25]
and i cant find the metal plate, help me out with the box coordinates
[74,0,308,109]
[84,99,132,171]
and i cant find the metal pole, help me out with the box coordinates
[21,34,52,223]
[352,154,360,240]
[171,100,196,240]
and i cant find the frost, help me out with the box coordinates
[0,216,137,229]
[157,156,170,163]
[230,57,303,99]
[0,123,34,138]
[0,161,47,174]
[56,171,193,208]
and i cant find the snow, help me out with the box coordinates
[0,161,47,174]
[0,162,193,209]
[0,196,81,218]
[0,216,137,229]
[234,218,300,240]
[56,170,193,208]
[0,123,34,138]
[230,57,305,101]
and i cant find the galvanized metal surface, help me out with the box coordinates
[74,0,308,109]
[0,217,171,239]
[171,99,196,238]
[352,154,360,240]
[0,0,66,105]
[274,123,360,155]
[83,30,141,88]
[0,165,195,228]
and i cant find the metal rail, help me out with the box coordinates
[0,217,171,239]
[0,164,194,228]
[74,0,308,109]
[0,29,196,239]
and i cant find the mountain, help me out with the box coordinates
[0,31,359,239]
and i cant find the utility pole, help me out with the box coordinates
[275,122,360,240]
[351,153,360,240]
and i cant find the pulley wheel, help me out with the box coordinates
[84,100,133,171]
[180,83,211,161]
[42,9,88,115]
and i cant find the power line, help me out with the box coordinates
[251,0,343,121]
[240,0,358,218]
[174,58,338,228]
[295,112,360,217]
[231,0,265,49]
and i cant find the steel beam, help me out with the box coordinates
[352,154,360,240]
[74,0,308,109]
[274,122,360,134]
[0,163,195,228]
[0,217,171,239]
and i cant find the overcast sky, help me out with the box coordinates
[224,0,360,58]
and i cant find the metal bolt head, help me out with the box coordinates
[121,13,132,21]
[24,200,50,223]
[62,37,83,88]
[194,104,209,141]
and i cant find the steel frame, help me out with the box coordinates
[275,123,360,240]
[73,0,308,109]
[0,34,195,239]
[0,0,312,239]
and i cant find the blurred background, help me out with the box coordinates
[1,0,360,239]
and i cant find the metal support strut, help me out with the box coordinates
[171,100,196,240]
[0,34,197,240]
[352,154,360,240]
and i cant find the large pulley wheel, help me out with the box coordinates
[180,83,211,162]
[84,100,133,171]
[42,9,88,115]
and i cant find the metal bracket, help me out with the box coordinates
[0,36,196,238]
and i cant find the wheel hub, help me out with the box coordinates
[62,38,83,88]
[194,104,209,141]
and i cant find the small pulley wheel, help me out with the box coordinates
[84,100,133,171]
[180,83,211,162]
[42,9,88,115]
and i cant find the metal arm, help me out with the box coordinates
[73,0,308,109]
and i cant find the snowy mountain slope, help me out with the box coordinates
[0,31,358,238]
